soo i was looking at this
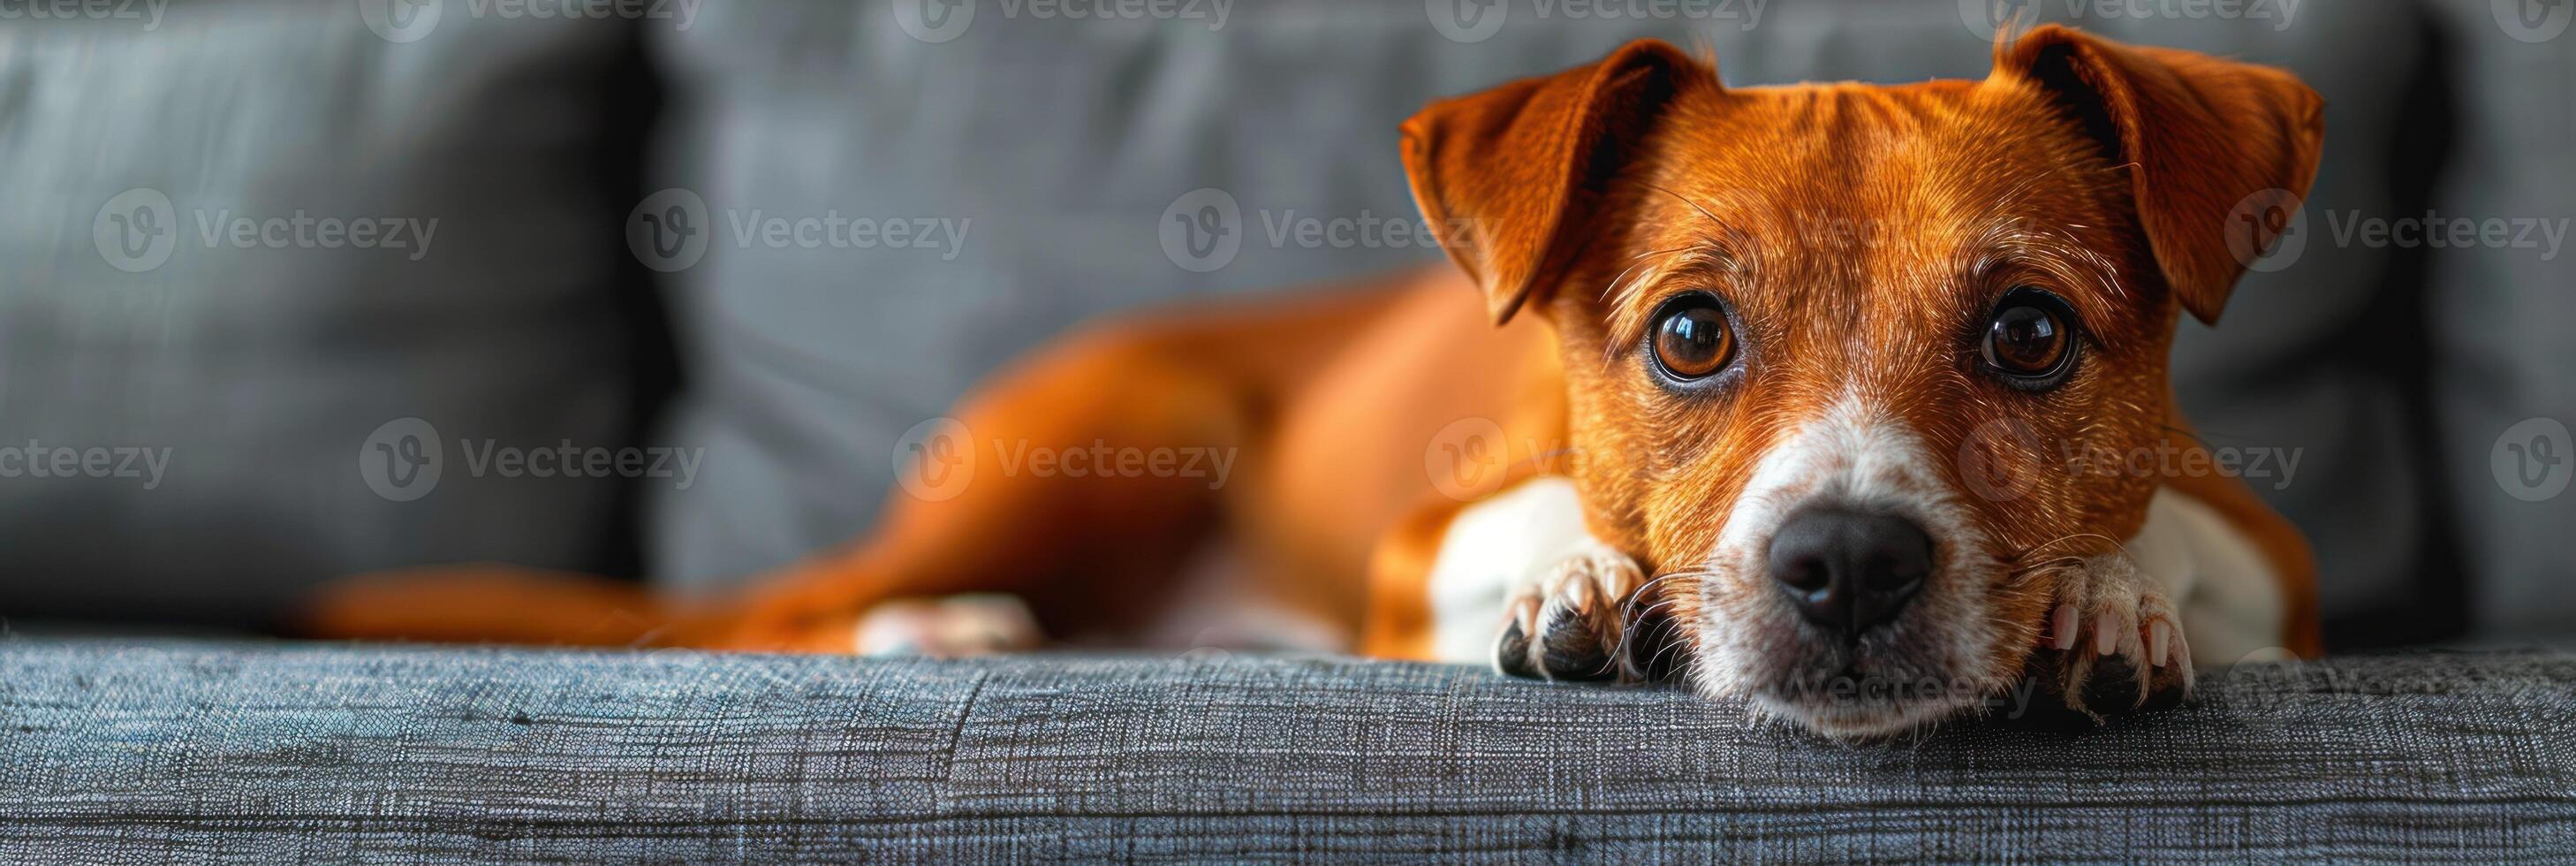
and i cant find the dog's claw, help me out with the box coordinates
[1495,619,1537,679]
[1493,544,1650,683]
[2039,552,2192,720]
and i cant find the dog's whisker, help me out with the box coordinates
[2012,532,2121,563]
[1623,570,1709,600]
[2010,556,2087,574]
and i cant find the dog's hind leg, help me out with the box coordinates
[301,283,1410,653]
[702,315,1265,653]
[297,315,1252,653]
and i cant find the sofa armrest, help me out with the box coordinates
[2,642,2569,860]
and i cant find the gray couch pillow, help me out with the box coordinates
[644,2,2455,642]
[0,6,666,625]
[2419,0,2576,645]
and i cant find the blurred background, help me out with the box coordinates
[0,0,2566,650]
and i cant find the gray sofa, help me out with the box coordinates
[4,642,2572,861]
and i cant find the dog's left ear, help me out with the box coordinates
[1401,40,1711,324]
[1993,26,2324,324]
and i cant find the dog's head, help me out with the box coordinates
[1402,27,2321,738]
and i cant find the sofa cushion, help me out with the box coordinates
[2418,0,2576,646]
[0,8,671,625]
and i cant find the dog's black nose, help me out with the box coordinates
[1767,505,1934,634]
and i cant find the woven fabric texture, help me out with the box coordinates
[1,642,2569,862]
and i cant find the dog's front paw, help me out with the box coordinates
[2040,552,2192,718]
[1494,544,1651,682]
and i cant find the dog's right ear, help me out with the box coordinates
[1992,26,2324,325]
[1401,40,1711,325]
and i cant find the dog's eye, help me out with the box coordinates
[1980,287,2078,388]
[1650,295,1734,381]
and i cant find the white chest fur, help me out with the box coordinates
[1423,477,1594,664]
[2128,487,2293,665]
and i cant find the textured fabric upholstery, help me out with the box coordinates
[2,642,2567,860]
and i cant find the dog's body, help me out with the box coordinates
[312,27,2322,737]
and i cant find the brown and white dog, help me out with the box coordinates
[308,26,2322,738]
